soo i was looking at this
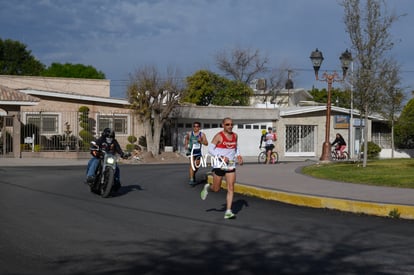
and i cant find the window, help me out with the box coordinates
[98,115,128,135]
[5,117,13,127]
[285,125,316,156]
[26,114,59,134]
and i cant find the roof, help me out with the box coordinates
[280,105,385,121]
[20,89,129,105]
[0,85,40,106]
[280,105,351,116]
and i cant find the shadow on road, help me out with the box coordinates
[116,184,143,196]
[205,199,249,215]
[51,227,401,275]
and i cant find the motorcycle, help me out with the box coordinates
[89,141,129,198]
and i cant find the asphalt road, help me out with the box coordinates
[1,164,414,275]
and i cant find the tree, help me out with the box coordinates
[127,66,185,156]
[377,59,405,157]
[341,0,403,167]
[309,87,351,108]
[42,62,105,79]
[266,65,296,105]
[215,47,269,84]
[0,38,45,75]
[184,70,253,106]
[395,98,414,149]
[184,70,224,106]
[211,79,253,106]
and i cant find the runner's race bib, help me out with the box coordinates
[220,159,236,171]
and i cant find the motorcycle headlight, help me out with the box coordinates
[106,157,115,164]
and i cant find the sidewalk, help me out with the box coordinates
[0,157,88,166]
[2,157,414,219]
[209,160,414,220]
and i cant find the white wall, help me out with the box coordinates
[178,124,272,158]
[379,149,414,159]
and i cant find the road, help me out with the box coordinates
[1,164,414,274]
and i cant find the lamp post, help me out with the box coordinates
[349,60,354,159]
[310,48,352,161]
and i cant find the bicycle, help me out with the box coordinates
[331,147,349,161]
[258,147,279,164]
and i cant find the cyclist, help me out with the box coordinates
[259,127,277,164]
[331,133,347,159]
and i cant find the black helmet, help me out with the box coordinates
[101,128,115,138]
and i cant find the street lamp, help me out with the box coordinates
[310,48,352,161]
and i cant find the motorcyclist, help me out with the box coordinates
[85,128,126,191]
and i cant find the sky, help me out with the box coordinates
[1,0,413,99]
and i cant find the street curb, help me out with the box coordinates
[207,176,414,220]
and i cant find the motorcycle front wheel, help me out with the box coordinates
[101,167,114,198]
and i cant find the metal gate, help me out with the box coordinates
[0,116,14,157]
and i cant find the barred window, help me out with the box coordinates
[26,114,59,133]
[285,125,315,154]
[98,115,128,135]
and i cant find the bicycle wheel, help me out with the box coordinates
[341,151,349,161]
[331,150,337,161]
[258,151,267,164]
[270,151,279,164]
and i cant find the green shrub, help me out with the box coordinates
[388,208,401,219]
[128,135,137,144]
[79,129,94,150]
[34,144,41,152]
[361,141,381,159]
[78,106,94,151]
[126,144,135,152]
[78,106,90,113]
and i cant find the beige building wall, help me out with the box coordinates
[21,98,126,113]
[20,98,143,150]
[277,113,325,158]
[0,75,110,97]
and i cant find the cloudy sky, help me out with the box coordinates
[1,0,413,99]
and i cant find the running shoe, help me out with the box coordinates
[200,183,209,200]
[189,179,195,185]
[224,209,236,219]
